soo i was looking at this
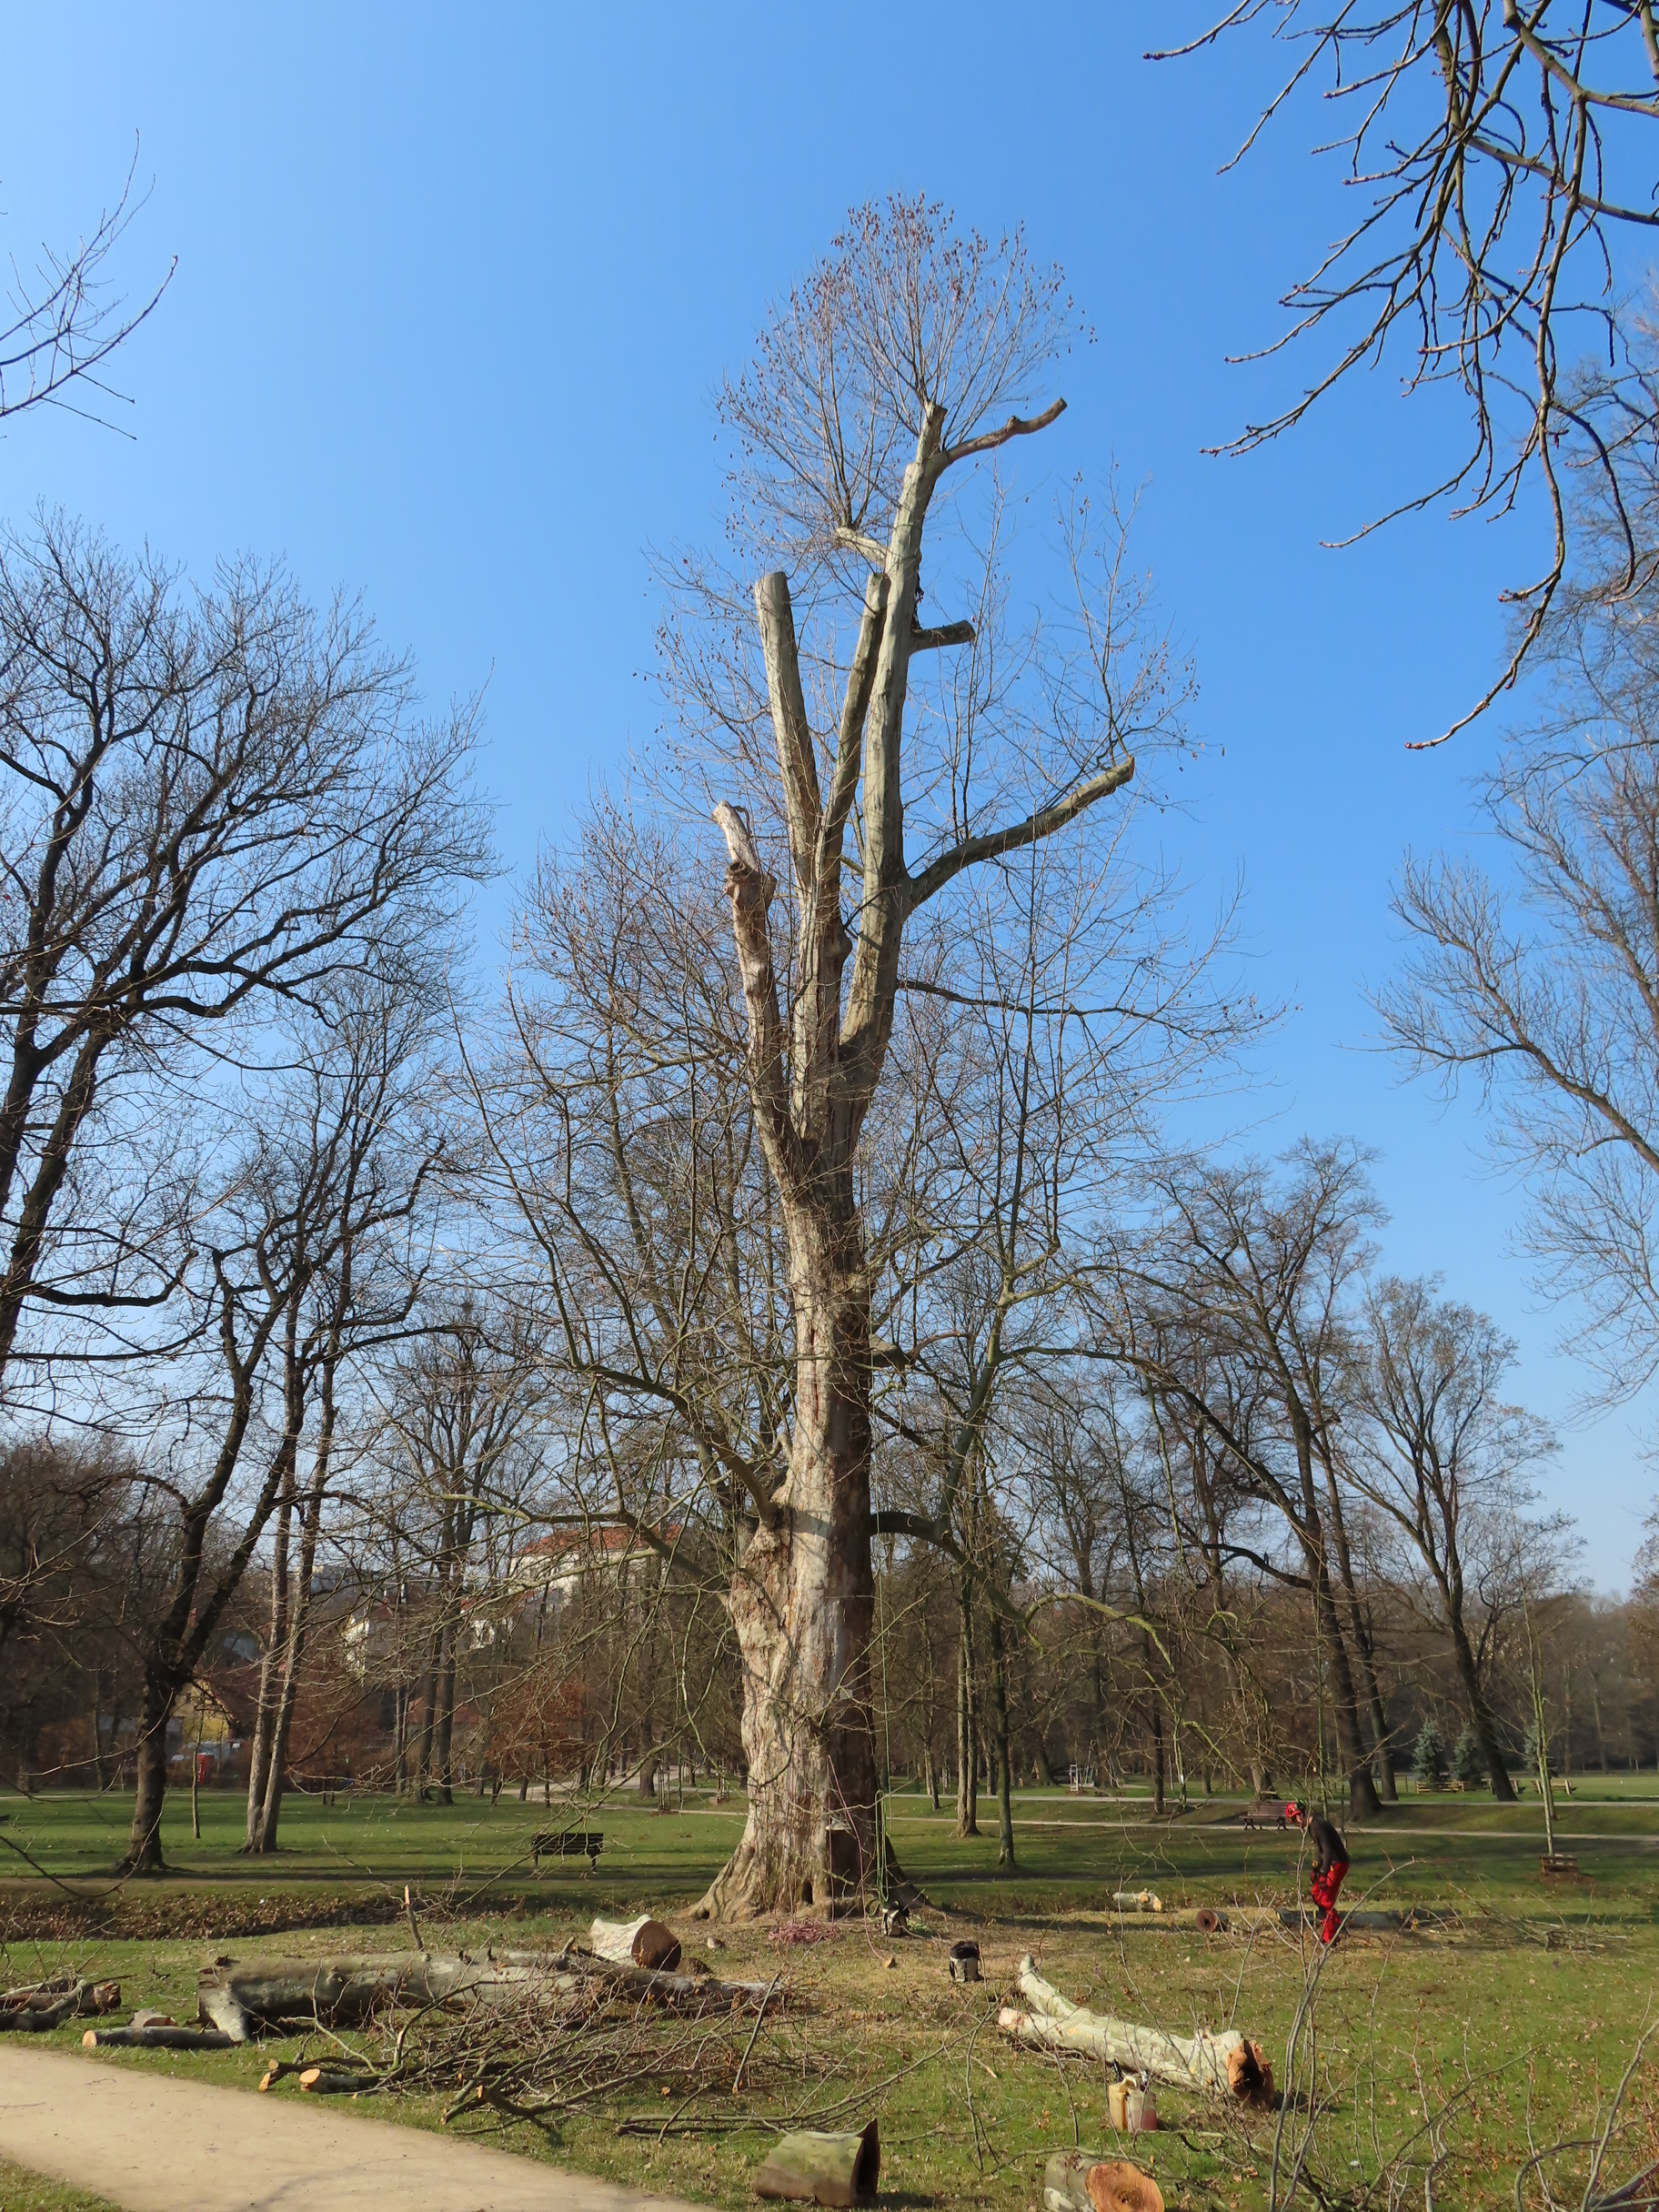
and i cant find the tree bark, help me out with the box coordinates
[1449,1603,1517,1801]
[987,1598,1016,1868]
[434,1626,457,1807]
[695,395,1131,1915]
[127,1670,170,1874]
[1320,1451,1397,1802]
[245,1465,295,1849]
[1001,1958,1272,2102]
[694,1243,879,1917]
[955,1580,979,1837]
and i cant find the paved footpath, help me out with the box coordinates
[0,2046,703,2212]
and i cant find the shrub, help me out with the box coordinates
[1412,1717,1447,1786]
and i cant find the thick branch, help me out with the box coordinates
[910,620,976,653]
[906,757,1135,910]
[711,803,794,1179]
[755,573,821,898]
[941,397,1067,468]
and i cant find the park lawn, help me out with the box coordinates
[0,1902,1655,2212]
[6,1783,1659,1921]
[0,2160,125,2212]
[5,1788,1659,2207]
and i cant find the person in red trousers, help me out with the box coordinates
[1286,1802,1349,1944]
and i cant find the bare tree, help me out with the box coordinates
[0,155,173,429]
[0,518,490,1394]
[123,982,455,1872]
[1111,1142,1391,1817]
[367,1301,547,1808]
[1163,3,1659,736]
[675,199,1198,1917]
[239,980,452,1855]
[1347,1275,1554,1797]
[1381,572,1659,1394]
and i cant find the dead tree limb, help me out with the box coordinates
[999,1956,1272,2105]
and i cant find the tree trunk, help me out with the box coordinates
[1449,1606,1517,1801]
[987,1599,1016,1869]
[413,1643,440,1795]
[1320,1455,1397,1803]
[127,1671,171,1873]
[955,1579,979,1837]
[245,1476,295,1849]
[694,1248,878,1918]
[434,1629,457,1807]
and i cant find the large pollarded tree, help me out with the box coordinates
[688,203,1157,1917]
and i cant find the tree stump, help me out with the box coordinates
[1043,2149,1164,2212]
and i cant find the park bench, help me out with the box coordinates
[1239,1796,1288,1830]
[529,1828,604,1871]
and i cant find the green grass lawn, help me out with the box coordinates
[0,2159,124,2212]
[5,1781,1659,2210]
[5,1778,1657,1922]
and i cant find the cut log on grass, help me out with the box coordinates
[0,1998,79,2033]
[199,1949,780,2034]
[1001,1959,1272,2106]
[1042,2149,1164,2212]
[754,2121,880,2207]
[1111,1891,1163,1913]
[196,1953,535,2031]
[0,1980,122,2033]
[197,1983,253,2042]
[590,1915,682,1972]
[82,2026,236,2050]
[498,1947,778,2014]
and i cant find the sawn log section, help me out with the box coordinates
[196,1948,778,2039]
[999,1958,1272,2104]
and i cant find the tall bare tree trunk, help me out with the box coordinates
[956,1579,979,1837]
[434,1628,457,1807]
[696,1246,879,1916]
[693,371,1132,1916]
[987,1598,1016,1868]
[1320,1454,1397,1802]
[245,1472,295,1849]
[128,1669,171,1873]
[252,1382,338,1853]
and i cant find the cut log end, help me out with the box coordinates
[1044,2150,1164,2212]
[1225,2038,1274,2107]
[754,2121,880,2208]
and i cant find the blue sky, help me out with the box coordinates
[3,5,1643,1581]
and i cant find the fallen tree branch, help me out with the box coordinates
[999,1956,1272,2105]
[0,1978,120,2032]
[197,1947,780,2037]
[83,2026,236,2050]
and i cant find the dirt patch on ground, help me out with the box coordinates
[0,1890,410,1943]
